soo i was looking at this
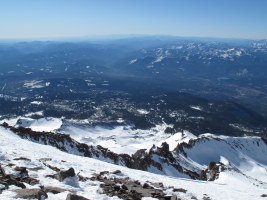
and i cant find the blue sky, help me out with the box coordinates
[0,0,267,39]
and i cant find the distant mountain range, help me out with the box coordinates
[0,36,267,200]
[0,36,267,136]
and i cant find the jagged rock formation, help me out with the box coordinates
[199,162,226,181]
[0,122,266,200]
[1,122,267,184]
[1,123,199,179]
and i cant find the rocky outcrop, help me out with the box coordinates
[0,163,85,199]
[1,123,199,179]
[199,162,226,181]
[145,143,199,179]
[93,171,183,200]
[6,122,263,182]
[0,164,40,194]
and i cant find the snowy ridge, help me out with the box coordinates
[1,118,267,182]
[0,122,198,179]
[11,117,179,155]
[0,118,267,199]
[175,134,267,183]
[0,124,267,199]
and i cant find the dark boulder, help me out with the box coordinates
[164,195,179,200]
[66,193,90,200]
[55,168,76,182]
[112,170,122,174]
[13,157,31,161]
[2,122,9,128]
[3,174,26,188]
[44,186,67,194]
[143,183,153,189]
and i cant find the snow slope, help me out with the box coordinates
[179,134,267,183]
[3,117,267,180]
[16,117,63,132]
[59,122,175,155]
[0,125,267,199]
[12,117,177,155]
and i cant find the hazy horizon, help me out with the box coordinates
[0,34,266,44]
[1,0,267,40]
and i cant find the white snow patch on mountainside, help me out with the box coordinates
[25,111,44,117]
[8,117,186,155]
[152,55,165,64]
[30,101,43,105]
[16,117,62,132]
[60,123,175,155]
[23,80,50,89]
[164,131,197,151]
[137,109,150,115]
[190,105,203,111]
[129,59,137,64]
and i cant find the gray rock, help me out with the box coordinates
[38,186,48,200]
[44,186,67,194]
[66,193,90,200]
[13,188,40,199]
[55,168,76,181]
[112,170,122,175]
[173,188,187,193]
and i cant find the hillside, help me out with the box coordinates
[0,119,266,199]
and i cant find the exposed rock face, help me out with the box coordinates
[146,143,199,179]
[4,122,265,183]
[1,123,199,179]
[199,162,226,181]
